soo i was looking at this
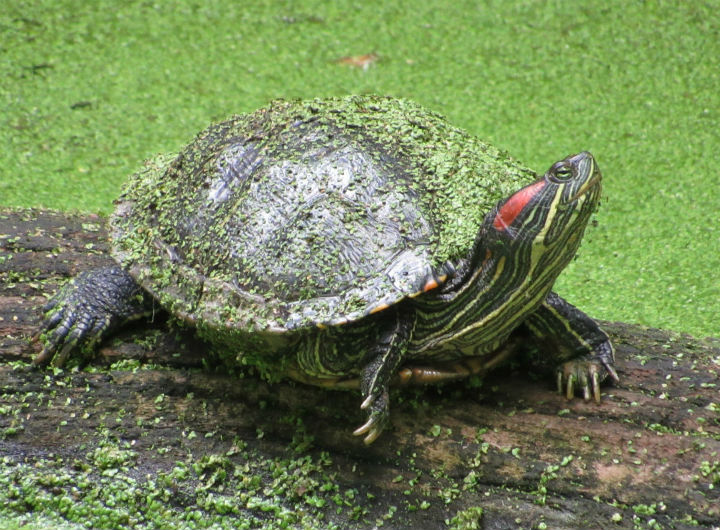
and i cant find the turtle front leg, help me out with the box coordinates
[522,291,619,403]
[353,311,413,444]
[36,266,150,366]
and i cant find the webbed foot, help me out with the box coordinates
[36,266,147,367]
[556,355,619,403]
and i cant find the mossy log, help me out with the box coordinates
[1,208,719,529]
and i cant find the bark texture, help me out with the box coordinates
[1,208,719,529]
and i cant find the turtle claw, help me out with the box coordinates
[556,356,616,404]
[353,390,389,445]
[602,359,620,383]
[352,417,384,445]
[36,299,106,367]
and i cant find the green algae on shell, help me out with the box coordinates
[109,96,536,339]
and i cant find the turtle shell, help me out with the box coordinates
[109,96,536,335]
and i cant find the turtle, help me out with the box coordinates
[37,95,618,444]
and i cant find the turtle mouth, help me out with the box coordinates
[568,170,602,203]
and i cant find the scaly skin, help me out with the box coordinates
[353,310,413,444]
[36,266,149,366]
[394,290,618,403]
[513,291,618,402]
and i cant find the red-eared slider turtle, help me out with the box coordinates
[38,96,618,443]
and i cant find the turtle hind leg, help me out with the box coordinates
[36,265,150,367]
[520,291,618,403]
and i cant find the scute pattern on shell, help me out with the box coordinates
[109,96,536,334]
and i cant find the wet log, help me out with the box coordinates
[1,208,719,529]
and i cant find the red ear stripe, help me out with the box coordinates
[493,180,546,231]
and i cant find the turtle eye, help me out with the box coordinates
[552,165,574,181]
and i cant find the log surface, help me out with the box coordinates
[1,208,719,529]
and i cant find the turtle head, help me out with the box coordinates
[482,151,602,281]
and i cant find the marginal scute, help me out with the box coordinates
[368,303,390,315]
[109,96,536,338]
[423,278,439,292]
